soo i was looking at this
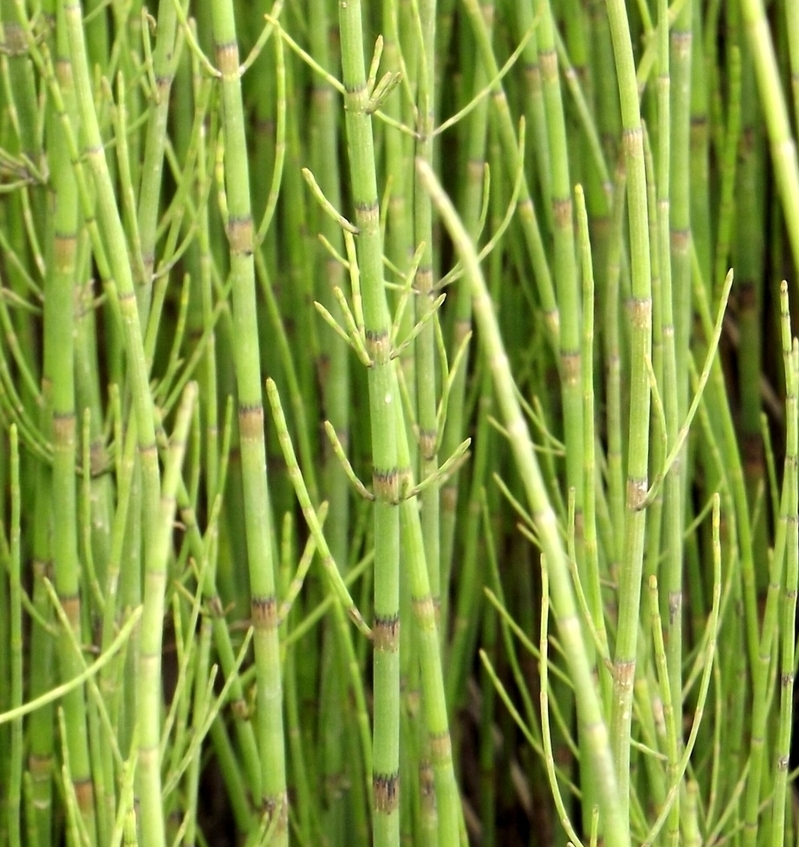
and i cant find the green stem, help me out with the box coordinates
[135,0,181,321]
[414,0,441,625]
[210,0,287,834]
[338,5,401,845]
[137,385,196,847]
[604,0,652,819]
[770,284,798,847]
[419,158,629,847]
[740,0,799,290]
[49,7,96,838]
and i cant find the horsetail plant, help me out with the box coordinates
[604,0,653,824]
[137,383,197,847]
[210,0,287,836]
[770,283,798,847]
[337,6,403,846]
[1,3,799,847]
[306,0,355,834]
[417,157,629,847]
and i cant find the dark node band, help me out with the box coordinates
[373,772,399,813]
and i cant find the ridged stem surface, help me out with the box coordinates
[211,0,287,833]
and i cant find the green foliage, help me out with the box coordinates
[0,1,797,846]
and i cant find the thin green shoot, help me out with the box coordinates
[641,496,723,847]
[434,22,537,137]
[266,377,372,639]
[0,608,142,726]
[238,1,283,77]
[302,168,359,234]
[323,421,375,501]
[539,558,585,847]
[643,269,734,508]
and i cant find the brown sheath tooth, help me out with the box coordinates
[52,411,76,439]
[239,404,264,442]
[73,776,94,811]
[29,753,52,782]
[231,698,249,720]
[373,613,400,652]
[365,328,391,364]
[226,216,254,256]
[429,729,452,763]
[139,441,158,461]
[560,350,581,386]
[59,593,81,629]
[353,199,379,234]
[628,295,651,328]
[614,658,636,690]
[552,195,572,229]
[543,307,560,335]
[373,772,400,813]
[411,594,436,623]
[251,595,278,630]
[670,227,690,252]
[415,264,433,291]
[419,428,437,462]
[373,467,399,502]
[214,40,240,77]
[262,792,289,832]
[419,760,434,811]
[627,476,648,511]
[622,125,643,152]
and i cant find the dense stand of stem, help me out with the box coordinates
[0,5,797,847]
[419,159,630,847]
